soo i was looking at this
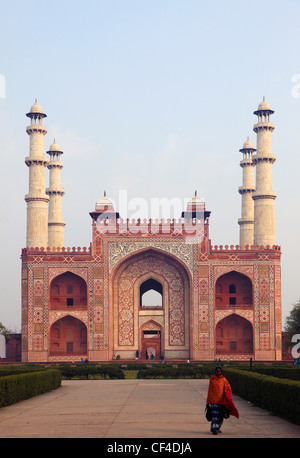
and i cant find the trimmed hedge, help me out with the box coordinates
[138,364,213,379]
[0,369,62,407]
[249,366,300,381]
[56,363,217,380]
[0,365,45,377]
[223,368,300,426]
[58,364,125,380]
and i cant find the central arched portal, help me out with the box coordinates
[112,249,191,360]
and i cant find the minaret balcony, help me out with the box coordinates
[47,162,63,169]
[238,186,255,194]
[25,156,49,167]
[25,193,49,203]
[46,187,65,196]
[238,218,254,225]
[26,125,47,135]
[48,221,66,227]
[252,191,277,200]
[253,121,275,132]
[252,153,276,164]
[240,158,254,167]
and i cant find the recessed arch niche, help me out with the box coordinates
[216,313,253,354]
[215,271,253,308]
[49,315,87,356]
[50,271,87,310]
[112,249,191,360]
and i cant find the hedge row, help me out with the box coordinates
[57,363,220,379]
[249,366,300,381]
[138,364,214,379]
[0,369,62,408]
[0,365,46,377]
[223,368,300,425]
[58,364,125,379]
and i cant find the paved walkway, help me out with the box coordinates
[0,379,299,439]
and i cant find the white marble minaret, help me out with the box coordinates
[238,138,256,246]
[25,100,49,248]
[46,141,66,249]
[252,99,277,246]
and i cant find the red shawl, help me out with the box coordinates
[207,375,239,418]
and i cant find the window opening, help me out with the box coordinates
[140,278,163,309]
[229,284,236,294]
[66,342,73,352]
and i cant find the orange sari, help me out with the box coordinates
[207,374,239,418]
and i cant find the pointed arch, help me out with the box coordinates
[49,315,87,356]
[215,270,253,309]
[215,313,253,355]
[50,271,87,310]
[111,247,191,360]
[140,319,163,361]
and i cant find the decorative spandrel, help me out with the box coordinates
[108,241,194,273]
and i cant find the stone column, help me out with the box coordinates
[25,101,49,248]
[238,138,256,246]
[252,99,276,246]
[46,141,66,249]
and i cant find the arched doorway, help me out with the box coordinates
[49,316,87,356]
[140,320,163,361]
[216,314,253,355]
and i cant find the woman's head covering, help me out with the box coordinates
[214,366,222,375]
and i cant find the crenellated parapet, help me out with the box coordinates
[21,245,92,264]
[93,217,208,237]
[21,246,91,254]
[211,244,281,252]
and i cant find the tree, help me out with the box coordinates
[284,301,300,338]
[0,322,11,340]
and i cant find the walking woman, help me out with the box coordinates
[206,367,239,435]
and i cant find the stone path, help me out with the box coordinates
[0,379,299,439]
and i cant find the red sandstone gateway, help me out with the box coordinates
[21,100,282,363]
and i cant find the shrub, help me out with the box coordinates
[0,365,46,377]
[57,364,124,380]
[0,369,62,407]
[223,368,300,426]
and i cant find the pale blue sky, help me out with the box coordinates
[0,0,300,329]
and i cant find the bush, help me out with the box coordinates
[261,377,300,424]
[250,366,300,381]
[138,364,211,379]
[0,365,46,377]
[0,369,62,407]
[57,364,124,380]
[223,368,300,426]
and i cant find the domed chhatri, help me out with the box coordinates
[241,138,255,150]
[26,99,47,118]
[95,191,115,212]
[254,97,274,116]
[49,141,62,152]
